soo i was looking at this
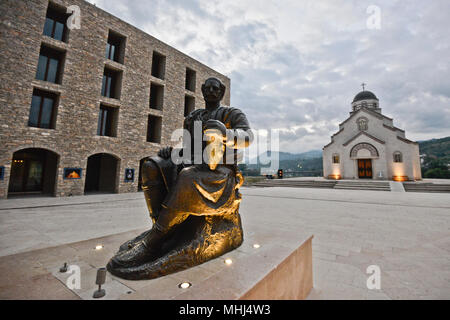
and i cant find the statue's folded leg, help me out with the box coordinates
[110,165,238,269]
[111,166,191,268]
[117,158,173,252]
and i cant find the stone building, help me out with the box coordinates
[0,0,230,199]
[323,89,422,181]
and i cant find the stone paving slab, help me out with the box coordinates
[0,227,312,300]
[0,187,449,299]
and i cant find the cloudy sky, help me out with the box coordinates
[88,0,449,153]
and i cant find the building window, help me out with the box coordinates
[151,52,166,80]
[147,115,162,143]
[185,68,196,92]
[101,67,122,99]
[43,3,69,42]
[105,30,126,64]
[97,104,118,137]
[150,83,164,110]
[184,95,195,117]
[357,117,368,131]
[361,101,368,108]
[36,45,65,84]
[393,152,403,163]
[28,89,58,129]
[332,154,340,164]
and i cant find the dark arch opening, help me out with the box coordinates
[84,153,119,194]
[8,148,59,198]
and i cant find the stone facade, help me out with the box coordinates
[0,0,230,199]
[323,91,422,181]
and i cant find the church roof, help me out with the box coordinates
[343,131,386,147]
[339,106,391,128]
[353,90,379,103]
[397,136,419,145]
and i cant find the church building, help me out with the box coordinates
[323,87,422,181]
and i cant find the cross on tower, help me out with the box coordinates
[361,83,366,91]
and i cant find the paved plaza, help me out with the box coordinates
[0,185,449,299]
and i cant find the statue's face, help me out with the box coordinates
[202,79,223,103]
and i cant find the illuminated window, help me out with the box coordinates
[332,154,340,164]
[393,152,403,163]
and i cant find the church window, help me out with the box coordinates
[393,152,403,163]
[332,154,340,164]
[357,118,368,131]
[362,101,368,108]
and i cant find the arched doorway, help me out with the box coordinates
[350,143,379,179]
[8,148,59,197]
[84,153,119,194]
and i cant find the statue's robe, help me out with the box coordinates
[149,106,251,227]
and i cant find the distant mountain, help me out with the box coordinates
[241,137,450,178]
[246,150,322,164]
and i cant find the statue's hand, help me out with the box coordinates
[158,146,173,160]
[204,119,227,136]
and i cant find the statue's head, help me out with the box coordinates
[201,77,226,103]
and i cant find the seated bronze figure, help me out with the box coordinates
[107,77,253,280]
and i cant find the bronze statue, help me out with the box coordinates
[107,77,253,280]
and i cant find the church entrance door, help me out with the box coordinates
[358,159,373,179]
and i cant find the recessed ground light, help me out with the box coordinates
[253,244,261,249]
[95,245,104,250]
[178,282,192,289]
[225,258,233,265]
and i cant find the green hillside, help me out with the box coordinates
[419,136,450,162]
[419,136,450,179]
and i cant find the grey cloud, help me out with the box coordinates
[87,0,450,152]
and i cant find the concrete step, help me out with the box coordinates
[252,180,336,189]
[403,183,450,193]
[334,186,391,191]
[334,181,391,191]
